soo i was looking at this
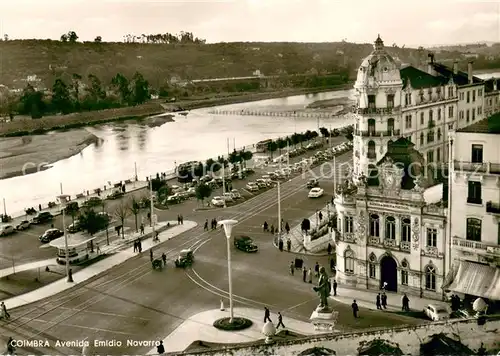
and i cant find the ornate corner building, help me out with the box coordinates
[333,35,492,300]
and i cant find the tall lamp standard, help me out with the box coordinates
[149,176,156,237]
[218,219,238,323]
[57,189,73,282]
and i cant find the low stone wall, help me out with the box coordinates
[172,316,500,356]
[303,232,332,253]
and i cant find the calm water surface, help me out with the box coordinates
[1,89,355,214]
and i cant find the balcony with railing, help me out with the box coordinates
[486,201,500,214]
[453,160,500,174]
[356,107,401,115]
[355,129,401,137]
[400,241,411,251]
[452,236,500,256]
[367,237,411,253]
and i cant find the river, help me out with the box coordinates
[1,89,355,215]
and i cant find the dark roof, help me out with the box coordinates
[431,62,483,86]
[400,66,447,89]
[457,113,500,134]
[483,78,498,93]
[420,334,473,356]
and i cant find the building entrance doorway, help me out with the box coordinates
[380,255,398,292]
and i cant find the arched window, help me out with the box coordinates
[425,265,436,290]
[401,218,411,242]
[385,216,396,239]
[387,118,395,133]
[370,214,380,237]
[401,259,409,285]
[367,141,376,159]
[420,132,424,145]
[427,130,435,143]
[369,253,377,279]
[368,119,376,135]
[466,218,482,241]
[345,249,355,274]
[437,108,441,120]
[437,128,442,140]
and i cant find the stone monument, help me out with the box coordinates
[310,267,338,331]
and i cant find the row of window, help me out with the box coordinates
[367,94,394,108]
[465,215,500,244]
[458,106,482,122]
[418,129,443,145]
[344,250,437,290]
[404,87,456,107]
[460,88,483,103]
[404,107,454,130]
[366,140,442,162]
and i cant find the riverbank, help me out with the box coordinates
[306,96,355,115]
[0,84,353,137]
[0,129,99,179]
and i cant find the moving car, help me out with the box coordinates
[211,196,225,207]
[39,228,64,243]
[234,235,258,252]
[16,220,31,231]
[107,190,124,200]
[174,249,194,268]
[0,225,15,236]
[308,187,324,198]
[246,182,259,192]
[423,304,450,321]
[307,178,319,188]
[31,212,54,224]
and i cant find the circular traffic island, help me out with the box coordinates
[213,317,253,331]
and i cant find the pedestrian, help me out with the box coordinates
[278,239,284,251]
[270,225,275,234]
[162,253,167,266]
[277,312,285,329]
[376,293,382,310]
[133,241,138,252]
[180,215,184,224]
[327,243,332,255]
[286,238,291,252]
[150,249,153,262]
[157,340,165,354]
[7,337,15,354]
[382,281,387,291]
[314,262,320,277]
[155,231,159,241]
[302,266,307,282]
[263,221,268,232]
[351,299,359,318]
[264,307,272,323]
[96,243,100,254]
[307,268,313,283]
[289,261,294,275]
[319,211,323,222]
[330,258,335,272]
[1,302,10,320]
[177,215,181,225]
[381,292,387,309]
[204,219,208,231]
[138,241,142,253]
[402,293,410,312]
[285,222,290,234]
[333,280,338,296]
[140,223,145,235]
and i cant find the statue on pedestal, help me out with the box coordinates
[313,267,331,312]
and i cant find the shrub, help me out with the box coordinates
[213,317,252,331]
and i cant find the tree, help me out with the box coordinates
[111,73,131,104]
[267,140,278,158]
[79,208,108,236]
[319,127,329,138]
[60,34,68,42]
[64,203,79,225]
[67,31,78,43]
[19,84,45,118]
[71,73,82,105]
[114,201,130,238]
[86,74,106,102]
[131,72,149,105]
[129,197,141,232]
[94,36,102,43]
[195,183,212,205]
[51,78,72,114]
[157,185,171,206]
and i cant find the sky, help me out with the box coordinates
[1,0,499,46]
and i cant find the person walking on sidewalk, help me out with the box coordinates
[286,238,291,252]
[289,261,294,275]
[332,280,338,296]
[278,238,284,252]
[351,300,359,318]
[140,223,145,235]
[264,307,272,323]
[285,222,290,234]
[150,249,153,262]
[376,293,382,310]
[327,243,332,255]
[162,253,167,266]
[302,266,307,282]
[263,221,268,232]
[307,268,313,283]
[138,240,142,253]
[133,241,138,252]
[204,219,209,231]
[1,302,10,320]
[276,312,285,329]
[157,340,165,354]
[381,292,387,309]
[318,211,323,222]
[402,294,410,312]
[180,215,184,224]
[314,262,320,277]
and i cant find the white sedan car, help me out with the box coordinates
[423,304,450,321]
[308,187,324,198]
[211,196,225,207]
[0,224,16,236]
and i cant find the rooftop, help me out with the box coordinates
[49,232,100,249]
[456,113,500,134]
[483,78,498,93]
[400,66,447,89]
[431,62,483,86]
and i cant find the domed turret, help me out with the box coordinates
[355,35,402,88]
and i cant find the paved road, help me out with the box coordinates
[0,150,424,355]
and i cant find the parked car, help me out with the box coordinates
[107,190,124,200]
[67,219,82,233]
[424,304,450,321]
[0,225,15,236]
[166,195,181,204]
[246,182,259,192]
[230,189,242,199]
[83,197,102,208]
[255,179,267,189]
[234,235,258,252]
[31,212,54,224]
[63,201,79,213]
[186,187,196,197]
[174,249,194,268]
[308,187,324,198]
[222,193,234,202]
[39,228,64,243]
[307,178,319,188]
[211,196,225,207]
[16,220,31,231]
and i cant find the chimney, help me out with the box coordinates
[468,61,473,84]
[427,53,435,75]
[453,61,458,75]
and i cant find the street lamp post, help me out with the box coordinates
[150,176,156,238]
[57,187,72,282]
[218,219,238,323]
[222,161,227,208]
[277,158,282,241]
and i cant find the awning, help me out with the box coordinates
[441,263,458,291]
[447,261,500,300]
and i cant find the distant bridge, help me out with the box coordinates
[207,109,340,118]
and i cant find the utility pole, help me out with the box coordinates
[278,157,282,242]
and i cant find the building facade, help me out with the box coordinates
[483,78,500,117]
[444,117,500,301]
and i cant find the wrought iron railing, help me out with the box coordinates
[355,129,401,137]
[486,201,500,214]
[453,161,500,174]
[356,107,401,115]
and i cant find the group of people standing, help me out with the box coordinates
[176,215,184,225]
[263,220,290,235]
[204,218,221,231]
[133,239,143,253]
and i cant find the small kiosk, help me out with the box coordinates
[49,233,101,265]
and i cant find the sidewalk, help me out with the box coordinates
[0,258,56,279]
[1,220,197,309]
[147,307,329,354]
[276,203,333,255]
[4,180,148,224]
[330,285,447,313]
